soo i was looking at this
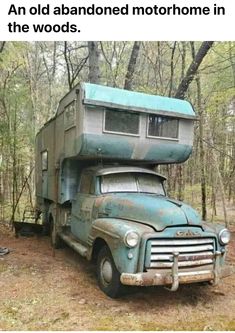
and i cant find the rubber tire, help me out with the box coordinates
[50,218,63,249]
[42,210,50,236]
[97,245,124,298]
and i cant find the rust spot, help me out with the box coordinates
[158,210,165,216]
[94,196,104,207]
[121,270,216,287]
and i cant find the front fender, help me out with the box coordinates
[90,218,154,274]
[202,221,229,265]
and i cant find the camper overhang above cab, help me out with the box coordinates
[37,82,197,170]
[77,83,197,164]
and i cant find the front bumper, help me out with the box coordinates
[120,251,232,290]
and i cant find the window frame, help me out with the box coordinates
[41,150,48,171]
[146,114,179,141]
[103,108,140,137]
[64,100,76,131]
[100,172,166,196]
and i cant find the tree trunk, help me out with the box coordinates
[175,41,214,99]
[88,42,100,84]
[0,41,6,57]
[209,133,228,227]
[168,42,177,97]
[197,79,207,221]
[124,41,141,90]
[189,41,207,220]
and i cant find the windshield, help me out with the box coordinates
[100,172,165,195]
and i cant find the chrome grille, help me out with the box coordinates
[148,238,215,269]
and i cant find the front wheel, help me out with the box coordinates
[97,245,124,298]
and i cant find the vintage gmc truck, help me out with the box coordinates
[34,83,231,298]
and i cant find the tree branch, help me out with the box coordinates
[175,41,214,99]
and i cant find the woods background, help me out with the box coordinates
[0,41,234,226]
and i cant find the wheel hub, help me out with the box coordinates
[101,258,113,284]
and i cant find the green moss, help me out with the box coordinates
[224,320,235,330]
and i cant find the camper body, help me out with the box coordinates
[35,83,230,298]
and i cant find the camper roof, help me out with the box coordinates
[84,165,167,180]
[82,83,196,120]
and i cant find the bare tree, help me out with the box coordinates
[88,41,100,84]
[64,41,88,89]
[175,41,214,99]
[189,42,207,220]
[0,41,6,53]
[168,42,177,97]
[124,41,141,90]
[0,42,6,62]
[100,42,127,87]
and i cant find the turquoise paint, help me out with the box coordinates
[145,143,192,163]
[83,83,196,117]
[79,133,133,159]
[179,201,202,225]
[202,221,227,265]
[202,221,226,236]
[91,218,225,274]
[68,173,227,275]
[76,133,193,163]
[91,218,152,273]
[95,193,202,231]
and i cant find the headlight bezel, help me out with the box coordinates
[219,228,231,245]
[124,230,139,248]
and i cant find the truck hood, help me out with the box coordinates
[95,193,201,231]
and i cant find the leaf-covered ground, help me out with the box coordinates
[0,223,235,331]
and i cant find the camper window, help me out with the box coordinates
[64,100,76,130]
[104,109,139,136]
[147,115,179,139]
[41,151,48,171]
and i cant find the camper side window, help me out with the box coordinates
[41,151,48,171]
[104,109,139,136]
[148,115,179,139]
[64,100,76,130]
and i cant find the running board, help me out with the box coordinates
[59,232,88,258]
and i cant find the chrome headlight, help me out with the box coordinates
[124,231,139,248]
[219,228,231,245]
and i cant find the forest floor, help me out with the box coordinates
[0,219,235,330]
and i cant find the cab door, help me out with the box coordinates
[71,171,96,243]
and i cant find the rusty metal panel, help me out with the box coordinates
[64,127,76,157]
[151,252,213,261]
[150,238,213,245]
[35,119,56,202]
[151,259,213,268]
[55,112,64,162]
[150,244,214,253]
[120,270,215,287]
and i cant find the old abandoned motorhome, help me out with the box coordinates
[35,82,231,298]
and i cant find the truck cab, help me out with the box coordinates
[51,165,230,298]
